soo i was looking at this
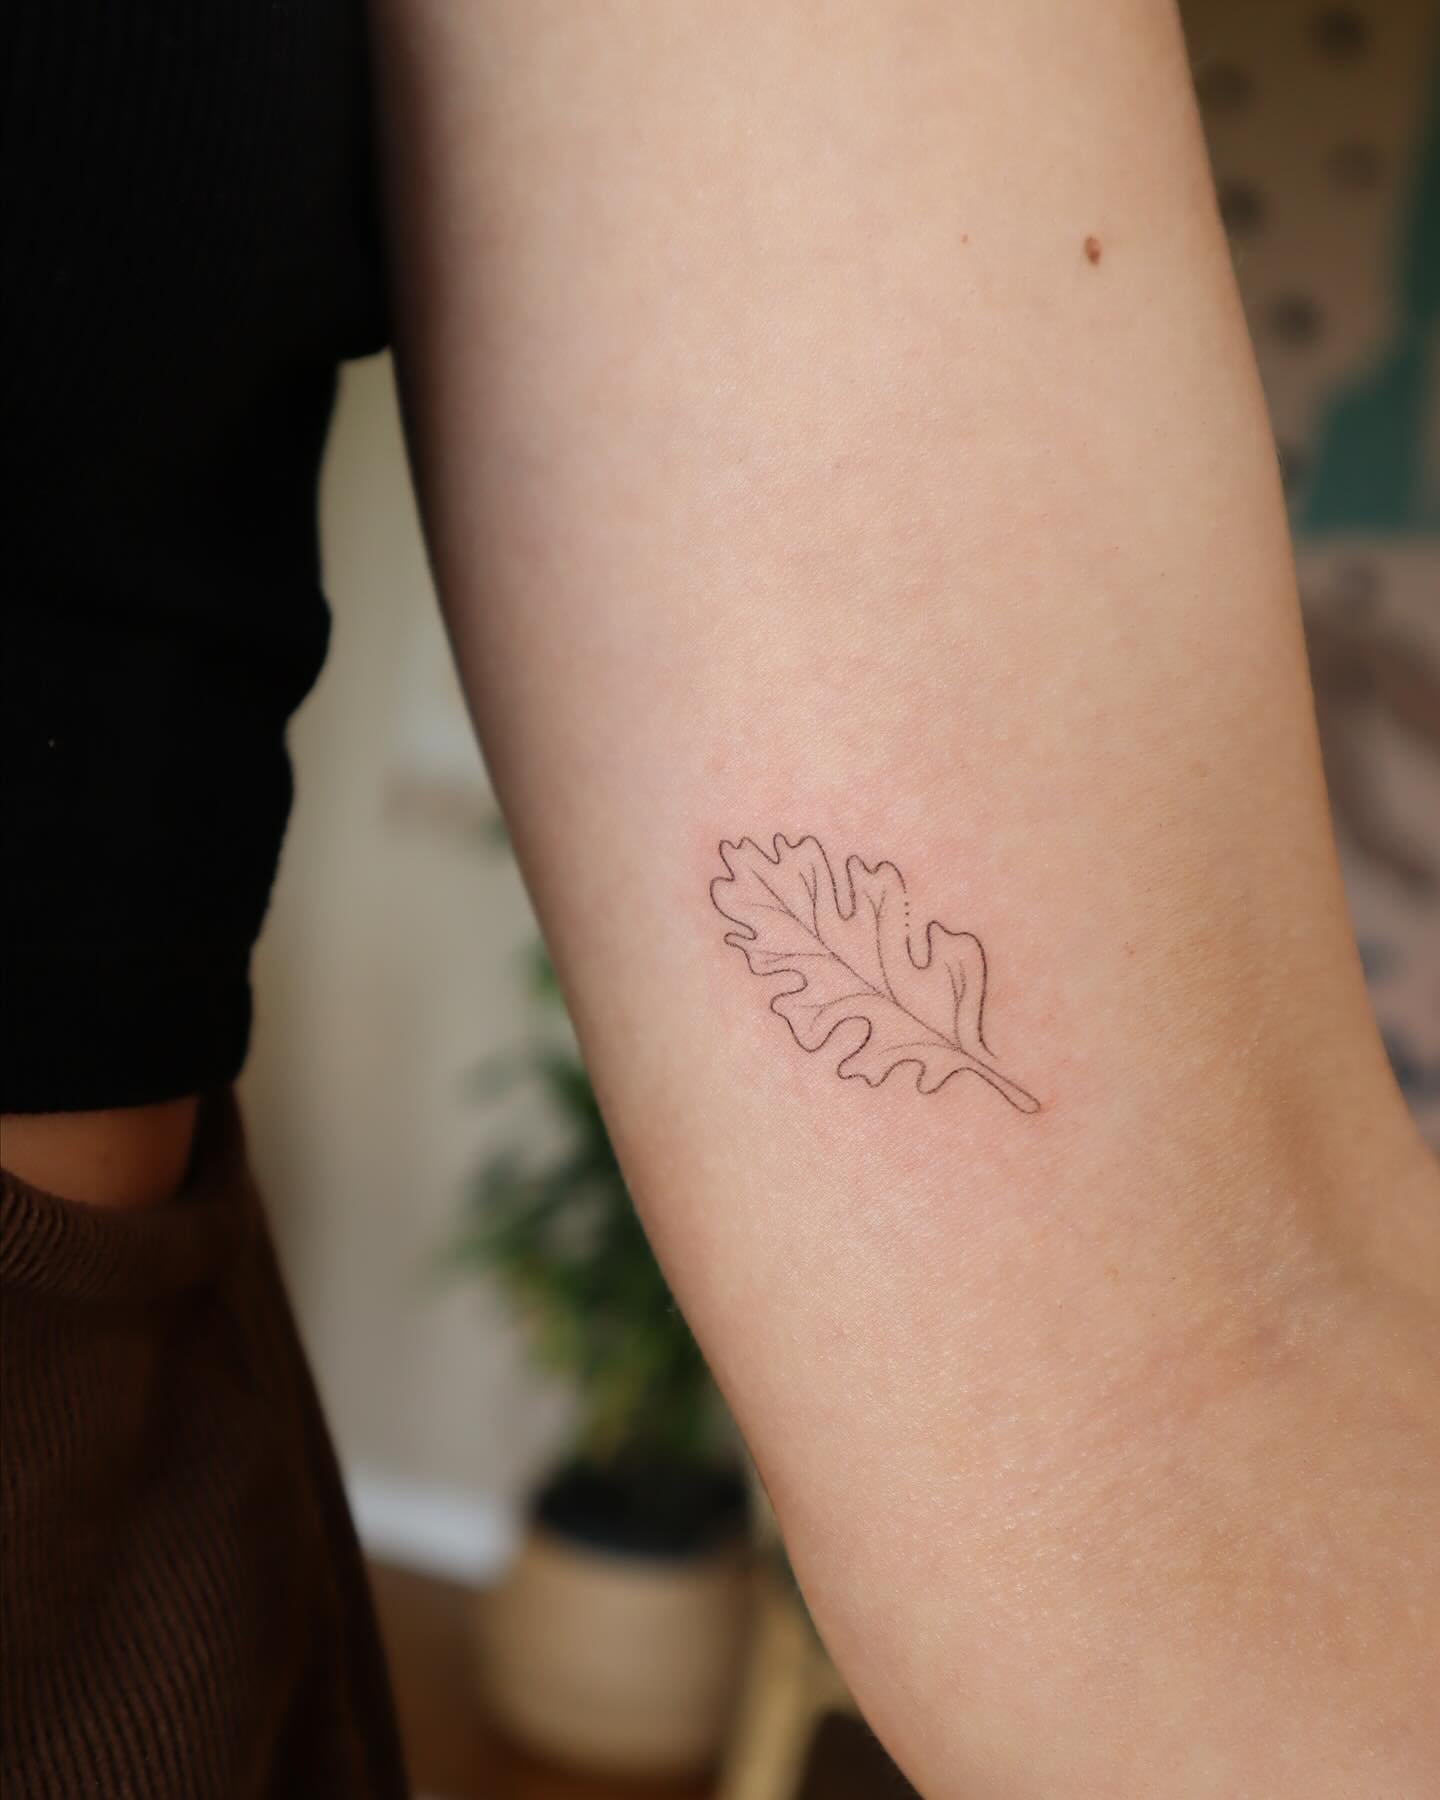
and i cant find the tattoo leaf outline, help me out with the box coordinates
[711,834,1040,1114]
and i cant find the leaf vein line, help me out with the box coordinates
[749,861,955,1046]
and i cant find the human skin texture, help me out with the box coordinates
[370,3,1440,1792]
[0,1099,201,1207]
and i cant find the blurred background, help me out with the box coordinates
[237,3,1440,1795]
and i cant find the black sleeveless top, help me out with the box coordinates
[1,0,389,1111]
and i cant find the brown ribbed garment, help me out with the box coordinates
[0,1087,409,1797]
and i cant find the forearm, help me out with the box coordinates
[374,2,1440,1790]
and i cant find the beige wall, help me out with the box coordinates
[241,356,569,1573]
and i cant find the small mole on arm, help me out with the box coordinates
[1084,235,1103,265]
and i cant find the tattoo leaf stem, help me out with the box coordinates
[711,834,1040,1114]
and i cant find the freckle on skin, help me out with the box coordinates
[1085,235,1103,264]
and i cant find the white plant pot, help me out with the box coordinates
[475,1522,752,1778]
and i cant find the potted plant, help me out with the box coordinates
[452,948,751,1777]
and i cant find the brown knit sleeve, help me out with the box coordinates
[1,1087,408,1798]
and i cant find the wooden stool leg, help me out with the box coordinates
[718,1584,827,1800]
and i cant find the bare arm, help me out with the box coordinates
[371,3,1440,1791]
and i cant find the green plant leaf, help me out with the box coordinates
[449,876,729,1474]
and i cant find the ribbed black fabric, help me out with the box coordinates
[0,1087,409,1796]
[0,0,389,1111]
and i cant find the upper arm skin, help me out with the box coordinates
[370,5,1440,1792]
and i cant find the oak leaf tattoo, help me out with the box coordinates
[711,834,1040,1114]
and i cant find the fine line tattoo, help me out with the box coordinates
[711,834,1041,1114]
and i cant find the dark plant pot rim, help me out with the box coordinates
[529,1455,750,1563]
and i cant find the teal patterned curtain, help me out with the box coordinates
[1301,48,1440,536]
